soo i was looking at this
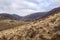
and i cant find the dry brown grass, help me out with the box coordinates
[0,20,29,31]
[0,12,60,40]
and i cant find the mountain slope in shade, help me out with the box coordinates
[12,14,23,19]
[23,7,60,21]
[23,12,48,21]
[46,7,60,16]
[0,7,60,40]
[0,13,22,20]
[0,7,60,21]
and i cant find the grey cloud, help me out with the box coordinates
[0,0,60,16]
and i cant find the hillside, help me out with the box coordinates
[0,20,29,31]
[0,7,60,40]
[0,13,22,20]
[22,12,47,21]
[22,7,60,21]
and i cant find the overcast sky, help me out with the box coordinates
[0,0,60,16]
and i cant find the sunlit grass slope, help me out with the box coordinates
[0,12,60,40]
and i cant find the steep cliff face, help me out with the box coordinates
[0,7,60,40]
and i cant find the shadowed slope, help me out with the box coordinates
[0,13,22,20]
[23,12,47,21]
[23,7,60,21]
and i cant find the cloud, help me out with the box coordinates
[0,0,60,16]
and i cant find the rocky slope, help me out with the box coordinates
[0,7,60,40]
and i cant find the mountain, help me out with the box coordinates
[47,7,60,16]
[0,7,60,21]
[12,14,23,19]
[23,7,60,21]
[0,13,22,20]
[0,7,60,40]
[23,12,48,21]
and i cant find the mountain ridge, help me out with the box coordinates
[0,13,22,20]
[0,7,60,21]
[22,7,60,21]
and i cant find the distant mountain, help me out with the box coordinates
[48,7,60,15]
[0,7,60,21]
[22,7,60,21]
[0,13,22,20]
[12,14,23,19]
[22,12,48,21]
